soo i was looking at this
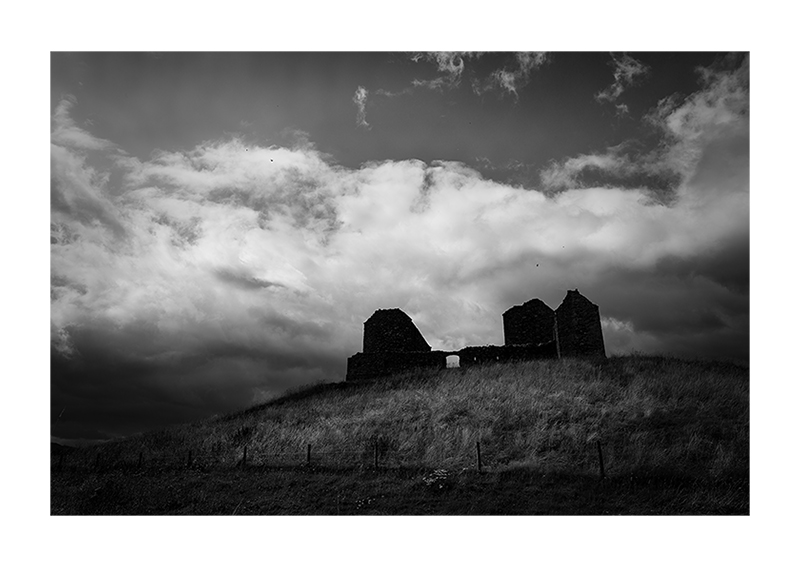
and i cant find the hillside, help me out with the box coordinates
[51,355,749,514]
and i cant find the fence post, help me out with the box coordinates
[138,451,143,469]
[596,440,605,480]
[306,443,311,465]
[476,441,482,473]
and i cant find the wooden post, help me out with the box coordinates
[596,440,605,480]
[242,445,247,468]
[374,440,379,469]
[476,441,482,473]
[138,451,143,469]
[306,443,311,465]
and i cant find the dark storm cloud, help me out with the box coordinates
[51,314,347,440]
[654,232,750,295]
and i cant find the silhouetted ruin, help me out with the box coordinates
[345,289,605,381]
[555,290,606,358]
[363,309,432,353]
[503,298,556,346]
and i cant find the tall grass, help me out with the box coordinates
[93,355,748,479]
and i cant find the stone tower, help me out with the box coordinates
[554,290,605,358]
[502,298,556,346]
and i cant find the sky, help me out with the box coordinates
[50,51,749,442]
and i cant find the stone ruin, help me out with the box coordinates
[554,289,606,358]
[503,298,556,347]
[345,289,606,381]
[363,309,432,353]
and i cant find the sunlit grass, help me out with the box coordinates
[92,355,748,480]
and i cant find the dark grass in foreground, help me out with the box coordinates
[51,355,748,514]
[51,467,747,515]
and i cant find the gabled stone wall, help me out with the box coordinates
[555,290,606,358]
[363,308,431,353]
[502,298,556,346]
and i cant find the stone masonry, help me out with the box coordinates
[363,309,431,353]
[555,289,606,358]
[345,289,606,381]
[502,298,556,346]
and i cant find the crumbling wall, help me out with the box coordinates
[502,298,556,346]
[458,342,558,367]
[346,351,446,381]
[363,309,431,353]
[555,289,606,358]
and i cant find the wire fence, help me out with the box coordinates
[50,440,506,474]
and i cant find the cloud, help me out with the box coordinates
[352,85,370,129]
[478,52,549,98]
[540,151,631,191]
[649,54,749,185]
[410,52,478,90]
[51,60,748,439]
[543,55,748,204]
[538,145,680,201]
[365,52,549,116]
[51,96,117,152]
[595,53,650,113]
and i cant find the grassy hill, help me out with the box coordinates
[51,355,749,515]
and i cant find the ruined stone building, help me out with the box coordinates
[554,289,606,358]
[503,298,556,347]
[363,309,432,353]
[345,289,605,381]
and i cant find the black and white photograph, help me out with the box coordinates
[47,50,751,518]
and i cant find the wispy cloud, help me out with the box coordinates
[352,85,370,129]
[540,151,632,191]
[595,53,650,114]
[478,52,549,98]
[410,52,479,90]
[51,95,117,152]
[361,52,549,119]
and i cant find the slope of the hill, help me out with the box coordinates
[55,355,749,483]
